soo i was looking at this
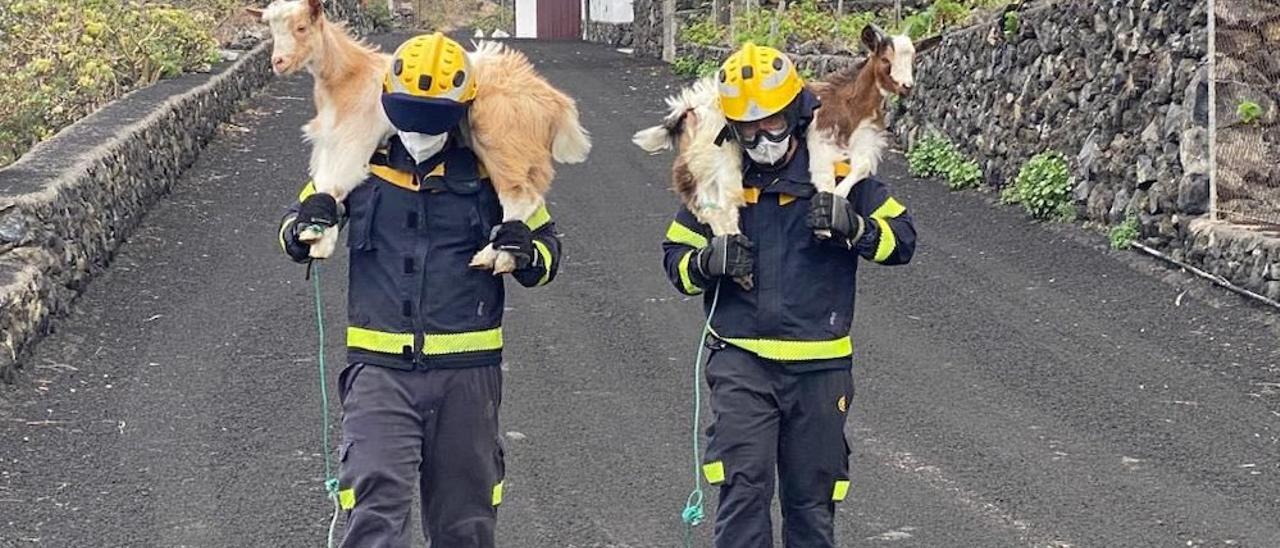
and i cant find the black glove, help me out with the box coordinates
[696,234,754,280]
[295,193,340,237]
[807,192,865,247]
[281,216,312,263]
[490,221,535,270]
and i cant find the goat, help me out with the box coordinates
[249,0,591,272]
[634,25,939,240]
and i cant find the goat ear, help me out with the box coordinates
[915,34,943,53]
[861,24,889,53]
[244,7,265,21]
[307,0,324,21]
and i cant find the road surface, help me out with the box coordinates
[2,37,1278,547]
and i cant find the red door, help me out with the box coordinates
[537,0,581,39]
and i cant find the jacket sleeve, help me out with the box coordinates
[849,177,916,265]
[661,207,714,296]
[512,204,562,288]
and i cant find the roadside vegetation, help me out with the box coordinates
[679,0,1011,52]
[0,0,248,168]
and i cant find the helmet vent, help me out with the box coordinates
[453,70,466,88]
[741,66,754,80]
[418,74,433,92]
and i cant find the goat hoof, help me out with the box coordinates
[734,274,754,291]
[491,252,517,275]
[470,246,498,270]
[813,229,834,240]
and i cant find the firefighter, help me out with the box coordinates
[661,43,916,547]
[279,33,560,548]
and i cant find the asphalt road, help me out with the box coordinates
[2,38,1279,548]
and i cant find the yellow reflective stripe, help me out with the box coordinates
[871,197,906,219]
[347,327,414,354]
[298,180,317,201]
[778,194,797,206]
[370,164,418,191]
[832,480,850,502]
[339,488,356,510]
[279,215,295,252]
[492,481,504,506]
[742,187,760,204]
[666,221,708,249]
[422,328,503,355]
[525,205,552,231]
[678,250,703,295]
[873,217,896,262]
[348,327,504,355]
[720,336,853,361]
[702,461,725,484]
[533,240,553,286]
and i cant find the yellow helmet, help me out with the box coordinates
[717,43,805,122]
[381,33,478,134]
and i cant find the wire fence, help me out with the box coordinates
[1213,0,1280,227]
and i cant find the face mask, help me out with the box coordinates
[745,136,791,166]
[399,131,448,163]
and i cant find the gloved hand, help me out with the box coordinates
[281,216,312,263]
[490,221,535,270]
[295,193,340,241]
[807,192,865,247]
[696,234,754,280]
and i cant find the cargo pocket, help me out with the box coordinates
[491,436,507,507]
[345,184,379,251]
[337,440,356,511]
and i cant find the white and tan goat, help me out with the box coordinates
[250,0,591,272]
[634,25,939,239]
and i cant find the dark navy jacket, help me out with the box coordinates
[661,140,915,373]
[282,136,560,370]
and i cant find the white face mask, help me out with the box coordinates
[399,131,449,163]
[745,136,791,166]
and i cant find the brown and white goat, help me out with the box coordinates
[634,25,939,239]
[249,0,591,272]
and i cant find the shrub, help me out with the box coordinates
[366,1,395,31]
[672,56,720,78]
[907,134,983,190]
[0,0,222,167]
[471,5,514,33]
[1237,100,1263,125]
[1010,151,1073,220]
[1109,215,1141,249]
[682,16,725,46]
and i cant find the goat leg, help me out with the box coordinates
[806,128,844,240]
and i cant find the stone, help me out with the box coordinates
[0,213,29,244]
[1135,155,1156,186]
[1177,174,1209,215]
[1179,127,1208,177]
[1110,187,1132,222]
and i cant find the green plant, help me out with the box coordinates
[471,5,514,33]
[1010,151,1073,220]
[672,56,720,78]
[681,16,725,46]
[835,11,877,48]
[1002,10,1019,36]
[931,0,971,29]
[907,134,983,190]
[0,0,221,167]
[1109,215,1141,249]
[798,65,817,80]
[1237,100,1263,125]
[367,1,394,31]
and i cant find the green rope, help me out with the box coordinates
[681,282,721,547]
[311,262,341,548]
